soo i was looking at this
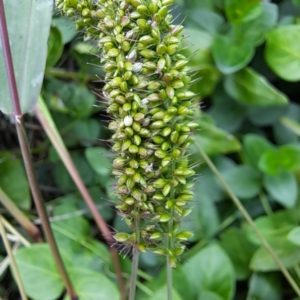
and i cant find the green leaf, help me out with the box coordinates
[288,227,300,246]
[51,17,77,44]
[15,244,64,300]
[221,165,262,199]
[293,0,300,7]
[247,273,282,300]
[210,84,247,133]
[85,147,112,179]
[149,286,182,300]
[250,240,300,271]
[182,29,214,67]
[194,116,241,156]
[189,9,224,35]
[63,268,119,300]
[46,26,64,68]
[259,145,300,175]
[246,210,299,246]
[235,3,278,46]
[243,134,274,168]
[263,172,298,208]
[220,228,258,280]
[212,36,254,74]
[0,152,30,210]
[198,291,223,300]
[265,25,300,82]
[0,0,52,114]
[224,68,289,106]
[183,243,235,300]
[225,0,262,24]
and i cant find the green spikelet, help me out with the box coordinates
[56,0,197,267]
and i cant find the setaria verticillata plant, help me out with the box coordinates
[56,0,198,285]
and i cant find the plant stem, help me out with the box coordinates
[259,193,273,217]
[35,97,126,299]
[129,217,140,300]
[0,187,42,242]
[0,4,77,299]
[2,216,31,247]
[0,215,28,300]
[195,142,300,297]
[167,257,173,300]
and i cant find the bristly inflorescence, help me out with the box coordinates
[56,0,198,268]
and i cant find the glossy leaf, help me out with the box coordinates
[183,243,235,300]
[51,17,77,44]
[225,0,262,24]
[224,68,288,106]
[15,244,65,300]
[265,25,300,81]
[212,36,254,74]
[0,0,52,114]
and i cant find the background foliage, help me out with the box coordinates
[1,0,300,299]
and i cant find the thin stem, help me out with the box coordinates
[2,216,31,247]
[0,187,42,242]
[0,215,28,300]
[35,97,126,299]
[0,4,77,299]
[129,217,140,300]
[167,257,173,300]
[259,193,273,217]
[196,142,300,297]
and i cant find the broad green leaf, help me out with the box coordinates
[15,244,64,300]
[235,3,278,46]
[224,68,288,106]
[259,145,300,175]
[247,273,282,300]
[85,147,112,179]
[221,165,262,199]
[149,286,182,300]
[250,240,300,271]
[225,0,262,24]
[0,152,30,210]
[288,227,300,246]
[264,172,298,208]
[243,134,274,168]
[246,210,299,246]
[0,0,52,114]
[210,85,247,133]
[198,291,223,300]
[46,27,64,68]
[265,25,300,81]
[194,116,241,156]
[220,228,258,280]
[212,36,254,74]
[51,17,77,44]
[63,268,119,300]
[189,9,224,35]
[183,243,235,300]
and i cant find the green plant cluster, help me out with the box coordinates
[1,0,300,299]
